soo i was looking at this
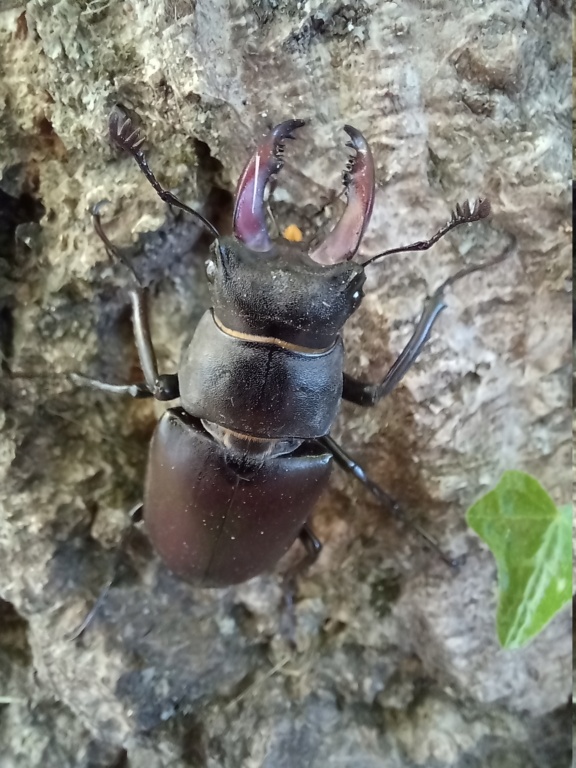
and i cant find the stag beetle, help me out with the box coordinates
[74,109,505,595]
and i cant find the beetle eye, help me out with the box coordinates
[350,288,363,309]
[205,259,217,282]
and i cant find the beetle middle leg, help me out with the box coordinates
[72,205,180,402]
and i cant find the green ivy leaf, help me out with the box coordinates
[466,471,572,649]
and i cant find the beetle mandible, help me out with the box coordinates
[76,109,504,590]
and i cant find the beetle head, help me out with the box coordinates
[205,238,365,348]
[208,120,374,347]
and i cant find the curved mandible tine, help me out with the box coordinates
[309,126,375,265]
[233,119,305,252]
[108,108,219,239]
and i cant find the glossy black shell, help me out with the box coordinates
[179,311,344,439]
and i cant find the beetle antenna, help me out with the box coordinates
[362,198,491,267]
[108,108,220,241]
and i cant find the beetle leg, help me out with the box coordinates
[68,503,144,641]
[69,373,152,398]
[299,523,323,563]
[280,523,323,645]
[70,372,179,401]
[88,206,180,402]
[343,239,515,406]
[342,285,449,407]
[318,435,461,568]
[283,523,323,585]
[129,287,180,401]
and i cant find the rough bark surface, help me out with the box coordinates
[0,2,571,767]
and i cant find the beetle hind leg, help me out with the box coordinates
[67,503,144,641]
[279,523,323,646]
[284,523,323,584]
[319,435,462,569]
[298,523,323,567]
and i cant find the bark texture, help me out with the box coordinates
[0,2,571,767]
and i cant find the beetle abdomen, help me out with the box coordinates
[179,310,344,439]
[143,408,332,587]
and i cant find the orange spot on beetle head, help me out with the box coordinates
[282,224,303,242]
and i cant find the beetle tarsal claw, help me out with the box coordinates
[309,125,375,266]
[233,119,306,252]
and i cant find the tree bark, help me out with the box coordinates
[0,2,571,766]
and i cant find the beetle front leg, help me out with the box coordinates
[74,205,180,402]
[342,280,448,406]
[318,435,459,567]
[343,240,515,406]
[128,286,180,401]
